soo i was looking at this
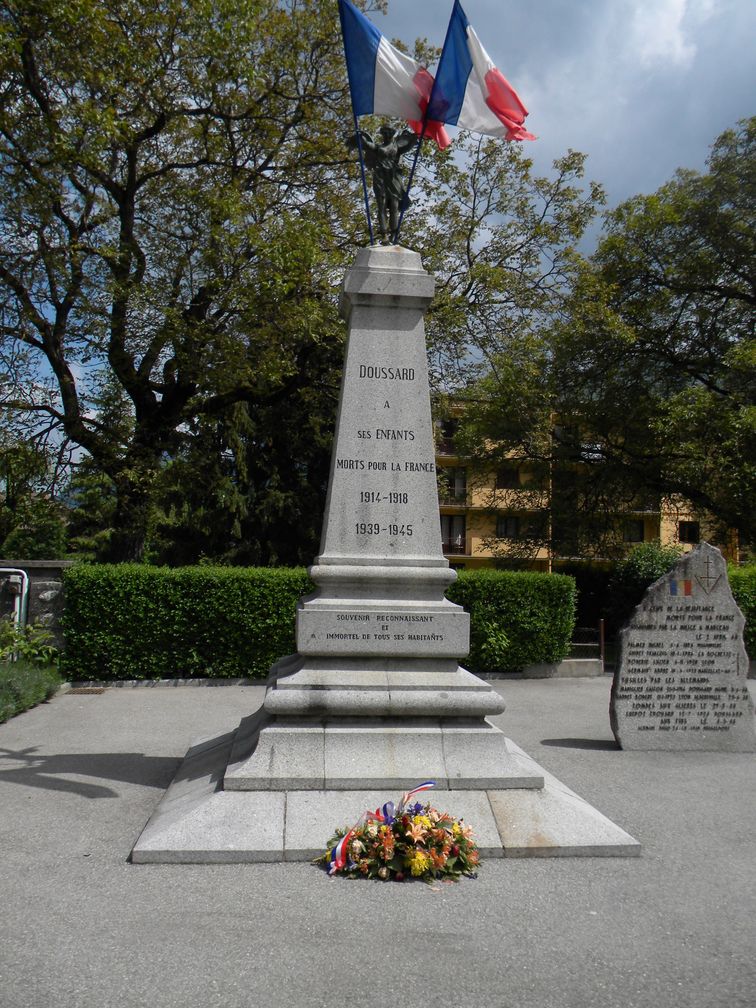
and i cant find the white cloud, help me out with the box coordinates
[630,0,716,69]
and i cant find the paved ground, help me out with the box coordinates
[1,676,754,1008]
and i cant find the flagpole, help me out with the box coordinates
[338,0,375,245]
[393,123,427,245]
[393,0,459,245]
[352,115,375,246]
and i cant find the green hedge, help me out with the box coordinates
[730,563,756,658]
[61,564,577,680]
[61,565,312,680]
[447,569,577,674]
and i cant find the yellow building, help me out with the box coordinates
[435,418,735,571]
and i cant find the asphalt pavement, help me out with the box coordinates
[1,676,754,1008]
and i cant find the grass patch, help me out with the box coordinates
[0,660,62,724]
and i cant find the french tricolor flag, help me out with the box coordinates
[428,0,535,142]
[338,0,450,149]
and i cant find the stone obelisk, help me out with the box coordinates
[223,245,540,791]
[132,246,640,861]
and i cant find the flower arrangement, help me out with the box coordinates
[314,781,481,882]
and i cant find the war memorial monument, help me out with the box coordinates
[132,234,640,862]
[611,543,755,752]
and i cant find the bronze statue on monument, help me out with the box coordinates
[345,125,417,243]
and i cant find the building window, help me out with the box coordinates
[495,464,521,490]
[678,520,700,544]
[441,515,466,554]
[438,467,467,504]
[623,519,645,543]
[496,515,521,539]
[437,419,458,455]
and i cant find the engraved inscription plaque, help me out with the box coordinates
[610,543,755,751]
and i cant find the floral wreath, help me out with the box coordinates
[314,781,480,882]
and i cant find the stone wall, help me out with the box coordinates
[0,560,74,649]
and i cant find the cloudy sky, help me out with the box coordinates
[376,0,755,249]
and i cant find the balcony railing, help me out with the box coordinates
[438,494,467,507]
[442,541,467,555]
[436,438,458,455]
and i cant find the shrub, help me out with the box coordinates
[0,659,61,723]
[606,541,683,636]
[447,569,576,674]
[61,565,577,680]
[0,619,59,666]
[62,564,312,680]
[0,498,67,559]
[729,563,756,658]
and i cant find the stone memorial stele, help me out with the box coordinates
[132,246,639,862]
[610,543,755,752]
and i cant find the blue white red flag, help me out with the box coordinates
[428,0,534,142]
[338,0,450,149]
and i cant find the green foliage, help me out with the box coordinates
[61,564,577,680]
[729,563,756,657]
[447,570,576,674]
[549,116,756,547]
[61,564,313,680]
[0,0,361,562]
[406,138,604,393]
[0,658,61,724]
[0,433,68,559]
[606,541,683,635]
[1,497,67,559]
[452,117,755,557]
[0,619,60,666]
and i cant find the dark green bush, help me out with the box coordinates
[61,564,577,680]
[605,541,683,636]
[62,565,312,680]
[729,563,756,657]
[0,659,61,723]
[447,569,576,674]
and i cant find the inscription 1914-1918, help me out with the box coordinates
[610,543,755,752]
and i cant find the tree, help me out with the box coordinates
[401,135,605,392]
[0,431,68,558]
[455,117,755,561]
[0,0,365,560]
[0,1,612,566]
[552,116,755,548]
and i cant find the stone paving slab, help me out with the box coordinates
[489,741,640,857]
[282,789,504,861]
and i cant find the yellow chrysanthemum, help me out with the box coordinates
[406,850,431,876]
[412,815,432,829]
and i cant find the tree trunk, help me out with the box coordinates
[97,453,159,563]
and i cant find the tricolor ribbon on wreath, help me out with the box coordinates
[327,781,437,874]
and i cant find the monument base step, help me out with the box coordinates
[223,713,545,791]
[130,731,640,863]
[522,659,604,678]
